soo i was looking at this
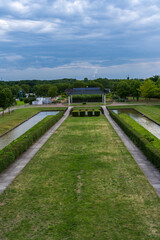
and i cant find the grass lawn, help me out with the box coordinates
[108,105,160,124]
[135,105,160,124]
[0,107,66,136]
[16,100,25,106]
[0,116,159,239]
[117,113,160,151]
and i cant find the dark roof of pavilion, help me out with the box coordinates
[68,87,104,95]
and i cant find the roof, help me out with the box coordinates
[69,87,104,95]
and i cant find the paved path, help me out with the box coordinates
[0,107,72,194]
[102,106,160,197]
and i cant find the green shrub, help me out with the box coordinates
[24,98,29,103]
[110,110,160,170]
[52,100,61,104]
[72,94,102,102]
[145,135,155,142]
[95,110,100,116]
[88,110,93,116]
[83,102,86,105]
[0,111,64,173]
[72,110,79,117]
[61,94,67,98]
[80,110,85,116]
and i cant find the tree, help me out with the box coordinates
[139,80,158,99]
[73,81,85,88]
[84,77,89,82]
[21,84,30,94]
[116,81,130,99]
[130,79,141,101]
[87,80,103,89]
[10,85,21,97]
[150,75,160,82]
[0,90,7,115]
[2,88,15,113]
[56,83,70,94]
[48,86,58,98]
[36,84,50,97]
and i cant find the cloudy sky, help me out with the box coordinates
[1,0,160,80]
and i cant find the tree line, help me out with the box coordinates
[0,76,160,112]
[114,77,160,100]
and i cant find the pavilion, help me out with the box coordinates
[67,87,106,105]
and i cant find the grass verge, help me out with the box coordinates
[0,107,66,136]
[16,101,25,106]
[0,116,160,239]
[0,111,64,173]
[119,113,160,150]
[108,105,160,124]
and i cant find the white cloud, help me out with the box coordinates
[106,5,139,23]
[55,61,100,69]
[0,0,160,41]
[51,0,88,15]
[0,0,42,16]
[130,0,141,6]
[0,18,61,35]
[0,54,24,61]
[1,0,160,80]
[1,60,160,80]
[9,1,30,14]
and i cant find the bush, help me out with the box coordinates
[145,135,155,142]
[72,94,102,103]
[88,110,93,116]
[72,110,79,117]
[0,111,64,173]
[80,110,85,116]
[95,110,100,116]
[52,100,61,104]
[28,97,36,105]
[24,98,29,103]
[83,102,86,105]
[61,94,67,98]
[110,110,160,170]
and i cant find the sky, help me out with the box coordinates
[1,0,160,81]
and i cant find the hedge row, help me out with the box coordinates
[110,110,160,170]
[0,111,64,173]
[72,94,102,102]
[72,109,101,117]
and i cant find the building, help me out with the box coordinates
[67,87,106,105]
[32,97,51,105]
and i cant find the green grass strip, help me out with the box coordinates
[0,107,66,136]
[108,105,160,124]
[119,113,160,150]
[135,105,160,124]
[0,111,64,173]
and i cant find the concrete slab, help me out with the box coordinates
[0,107,72,195]
[102,106,160,197]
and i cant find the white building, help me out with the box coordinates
[43,97,51,104]
[32,97,51,105]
